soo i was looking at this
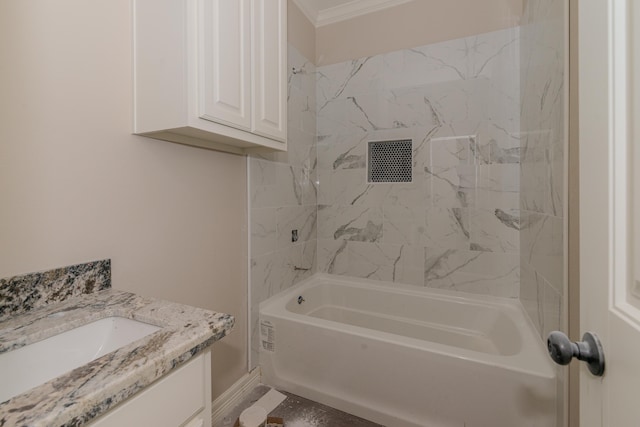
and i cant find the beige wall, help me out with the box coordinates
[0,0,247,400]
[316,0,523,65]
[288,0,316,65]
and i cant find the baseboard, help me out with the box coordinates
[211,367,262,427]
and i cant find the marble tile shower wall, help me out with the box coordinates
[519,0,566,341]
[315,28,522,297]
[249,45,317,367]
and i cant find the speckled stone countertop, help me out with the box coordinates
[0,289,234,427]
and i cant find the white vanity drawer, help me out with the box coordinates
[90,349,211,427]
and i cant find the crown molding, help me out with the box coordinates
[291,0,319,26]
[293,0,412,28]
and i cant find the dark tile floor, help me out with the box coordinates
[219,384,384,427]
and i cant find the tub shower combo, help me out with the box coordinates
[251,5,564,425]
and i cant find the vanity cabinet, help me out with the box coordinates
[133,0,287,155]
[89,349,211,427]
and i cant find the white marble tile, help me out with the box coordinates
[520,0,566,250]
[313,28,525,299]
[475,164,521,210]
[424,207,470,249]
[520,259,544,336]
[319,167,364,206]
[472,188,521,211]
[317,240,425,286]
[469,208,520,253]
[425,135,479,210]
[278,164,305,206]
[383,205,426,246]
[316,130,368,171]
[405,38,470,82]
[383,181,426,209]
[251,252,279,312]
[317,238,349,274]
[469,30,519,80]
[543,278,562,339]
[285,126,316,170]
[428,135,476,171]
[250,158,277,209]
[319,167,390,207]
[475,124,521,165]
[425,248,519,297]
[251,208,277,257]
[419,78,490,137]
[317,56,383,111]
[454,248,519,278]
[484,32,521,135]
[521,56,564,140]
[347,241,424,286]
[276,205,317,249]
[288,83,313,134]
[317,205,383,242]
[383,47,459,90]
[480,163,521,194]
[301,166,317,206]
[486,84,520,141]
[317,98,352,134]
[288,44,315,93]
[520,129,563,217]
[319,90,401,134]
[301,99,317,137]
[316,167,333,206]
[425,164,476,208]
[472,162,520,211]
[279,240,317,289]
[520,138,548,213]
[345,92,395,132]
[250,160,308,208]
[288,45,317,139]
[521,211,563,294]
[386,88,445,130]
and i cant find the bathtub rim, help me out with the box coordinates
[259,273,556,380]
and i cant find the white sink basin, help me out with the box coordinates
[0,316,161,403]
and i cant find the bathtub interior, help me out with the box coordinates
[285,280,523,356]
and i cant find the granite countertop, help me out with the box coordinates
[0,289,234,427]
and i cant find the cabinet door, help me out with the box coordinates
[200,0,251,131]
[251,0,287,142]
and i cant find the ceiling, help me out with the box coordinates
[293,0,412,27]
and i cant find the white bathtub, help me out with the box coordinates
[259,274,556,427]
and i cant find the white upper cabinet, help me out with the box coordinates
[134,0,287,154]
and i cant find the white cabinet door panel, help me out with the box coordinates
[251,0,287,142]
[200,0,251,131]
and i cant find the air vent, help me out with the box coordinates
[368,139,412,183]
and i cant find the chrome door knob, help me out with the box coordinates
[547,331,605,376]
